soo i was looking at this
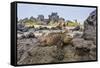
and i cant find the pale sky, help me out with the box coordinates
[17,3,96,23]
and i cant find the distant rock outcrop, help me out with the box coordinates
[30,16,36,22]
[48,12,59,22]
[37,15,44,21]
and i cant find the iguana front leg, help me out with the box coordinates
[55,41,64,61]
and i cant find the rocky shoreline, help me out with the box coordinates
[17,10,97,65]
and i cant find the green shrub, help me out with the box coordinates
[65,21,79,27]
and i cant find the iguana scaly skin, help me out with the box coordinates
[38,31,73,60]
[39,31,72,48]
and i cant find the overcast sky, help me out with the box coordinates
[17,3,96,23]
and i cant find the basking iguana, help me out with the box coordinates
[38,30,73,60]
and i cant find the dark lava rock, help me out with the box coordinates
[72,26,80,31]
[17,23,28,32]
[82,10,97,44]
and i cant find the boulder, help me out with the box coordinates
[70,10,97,60]
[71,38,96,60]
[72,38,95,49]
[82,10,97,44]
[17,23,28,32]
